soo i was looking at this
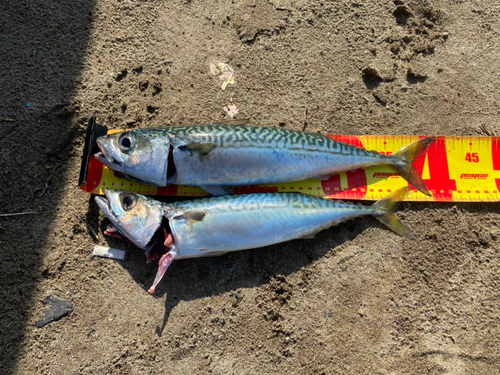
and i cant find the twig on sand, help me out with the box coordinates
[0,211,37,217]
[28,185,34,208]
[87,224,98,239]
[39,163,61,197]
[480,124,494,136]
[34,170,46,179]
[0,118,16,123]
[302,107,308,131]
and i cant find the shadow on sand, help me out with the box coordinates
[0,1,95,373]
[86,195,395,335]
[87,198,499,336]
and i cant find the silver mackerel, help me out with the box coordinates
[95,187,412,293]
[95,124,435,196]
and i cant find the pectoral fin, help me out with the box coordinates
[178,143,217,157]
[174,210,207,223]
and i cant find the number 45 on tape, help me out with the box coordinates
[311,135,500,202]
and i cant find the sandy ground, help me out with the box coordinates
[1,0,500,374]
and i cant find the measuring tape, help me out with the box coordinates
[79,123,500,202]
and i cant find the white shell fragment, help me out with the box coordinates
[93,245,125,260]
[223,104,239,119]
[210,62,235,90]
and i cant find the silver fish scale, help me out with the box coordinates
[162,191,386,263]
[138,125,375,157]
[169,192,372,214]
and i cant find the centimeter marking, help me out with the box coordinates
[81,134,500,202]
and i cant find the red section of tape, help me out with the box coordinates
[412,136,457,201]
[321,135,367,199]
[81,157,103,192]
[492,138,500,192]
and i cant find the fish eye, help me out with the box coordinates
[122,194,137,210]
[118,133,135,152]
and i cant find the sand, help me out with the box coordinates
[1,0,499,373]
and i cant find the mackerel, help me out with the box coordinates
[94,124,435,196]
[95,187,412,293]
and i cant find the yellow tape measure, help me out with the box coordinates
[81,133,500,202]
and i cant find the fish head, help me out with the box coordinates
[95,190,172,261]
[94,130,170,186]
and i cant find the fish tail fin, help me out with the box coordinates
[392,137,436,197]
[372,187,414,239]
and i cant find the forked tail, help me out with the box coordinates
[393,137,436,197]
[372,187,414,239]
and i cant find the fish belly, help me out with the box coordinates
[171,146,385,186]
[169,194,373,259]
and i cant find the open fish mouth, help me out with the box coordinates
[94,195,117,222]
[94,144,150,184]
[93,150,123,168]
[94,196,129,243]
[94,195,174,262]
[93,138,124,169]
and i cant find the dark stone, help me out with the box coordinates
[35,296,73,328]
